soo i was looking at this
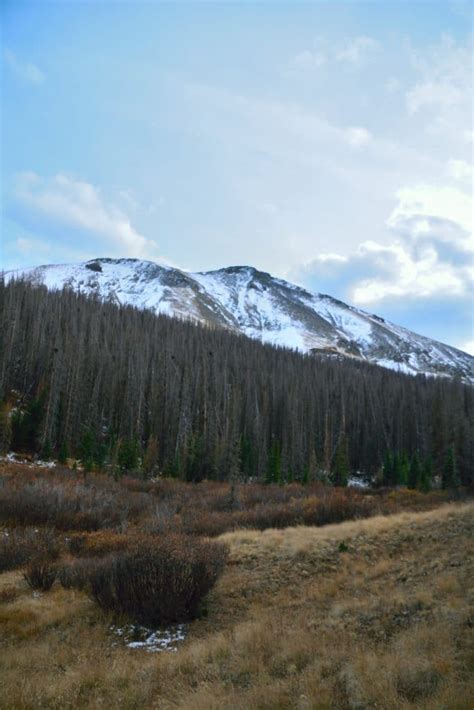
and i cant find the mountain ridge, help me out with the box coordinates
[6,256,473,381]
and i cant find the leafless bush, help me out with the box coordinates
[58,557,100,591]
[0,527,60,572]
[23,560,57,591]
[0,468,151,531]
[87,534,227,625]
[0,586,18,604]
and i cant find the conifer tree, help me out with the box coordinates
[419,456,432,492]
[117,437,140,473]
[266,441,281,484]
[399,452,409,486]
[442,445,460,489]
[41,439,53,461]
[382,450,393,486]
[143,436,160,476]
[79,430,95,472]
[0,401,11,454]
[408,452,421,489]
[302,465,309,485]
[58,440,69,465]
[332,431,349,487]
[392,453,402,486]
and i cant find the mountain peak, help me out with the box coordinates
[6,257,473,381]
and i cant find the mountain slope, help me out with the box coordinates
[6,257,473,380]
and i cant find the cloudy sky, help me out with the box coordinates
[1,1,473,352]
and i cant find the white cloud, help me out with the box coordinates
[12,172,160,259]
[350,239,467,304]
[385,78,402,93]
[287,35,379,76]
[315,253,348,264]
[447,159,473,182]
[336,36,380,64]
[15,236,52,257]
[460,339,474,355]
[294,177,473,309]
[4,49,45,85]
[405,34,471,143]
[386,183,472,245]
[288,49,327,72]
[344,126,372,149]
[407,81,462,114]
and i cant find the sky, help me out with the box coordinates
[1,0,473,353]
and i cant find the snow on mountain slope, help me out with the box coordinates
[6,257,473,381]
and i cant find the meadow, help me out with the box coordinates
[0,460,472,709]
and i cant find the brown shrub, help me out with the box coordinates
[58,557,101,591]
[88,534,227,625]
[23,561,57,591]
[0,464,455,539]
[68,531,129,557]
[0,527,60,572]
[0,468,151,531]
[0,586,18,604]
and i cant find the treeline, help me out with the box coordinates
[0,279,472,486]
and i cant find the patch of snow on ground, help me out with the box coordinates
[347,476,371,489]
[0,453,56,468]
[111,623,186,653]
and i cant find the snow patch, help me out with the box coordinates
[111,623,186,653]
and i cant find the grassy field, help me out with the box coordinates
[1,498,473,709]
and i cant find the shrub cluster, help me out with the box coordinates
[0,464,456,539]
[0,467,151,530]
[0,527,59,572]
[58,557,101,591]
[84,535,227,625]
[67,531,129,557]
[23,561,57,591]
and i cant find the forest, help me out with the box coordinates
[0,278,472,488]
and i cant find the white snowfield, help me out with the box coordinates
[6,257,473,381]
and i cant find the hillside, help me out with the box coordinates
[1,496,472,709]
[7,257,473,380]
[1,279,472,486]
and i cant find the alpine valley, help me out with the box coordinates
[8,257,472,381]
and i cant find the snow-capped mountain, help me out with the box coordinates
[6,257,473,381]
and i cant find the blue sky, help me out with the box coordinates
[1,0,473,352]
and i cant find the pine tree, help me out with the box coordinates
[408,452,421,489]
[382,450,394,486]
[332,431,349,487]
[0,401,12,454]
[442,445,460,489]
[79,430,95,472]
[117,438,140,473]
[41,439,53,461]
[419,456,432,492]
[302,465,309,485]
[11,396,45,454]
[392,453,402,486]
[399,451,409,486]
[143,436,159,476]
[57,440,69,465]
[265,441,281,484]
[94,441,108,470]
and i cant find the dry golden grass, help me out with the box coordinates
[1,502,473,709]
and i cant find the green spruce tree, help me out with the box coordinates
[442,445,459,489]
[332,431,349,487]
[419,456,432,492]
[57,440,69,465]
[408,452,421,489]
[0,402,12,454]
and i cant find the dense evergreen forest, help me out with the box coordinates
[0,279,472,487]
